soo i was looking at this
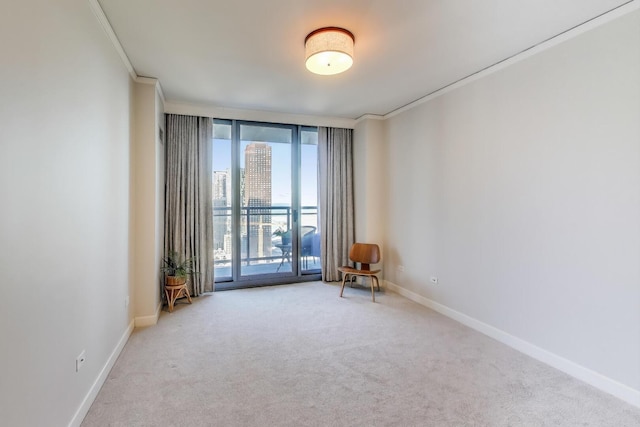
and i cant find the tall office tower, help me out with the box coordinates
[213,170,228,205]
[213,170,229,253]
[239,168,245,210]
[243,143,272,260]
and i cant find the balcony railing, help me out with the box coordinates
[213,205,319,276]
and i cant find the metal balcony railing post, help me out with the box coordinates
[286,206,291,232]
[245,206,251,266]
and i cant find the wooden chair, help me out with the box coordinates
[338,243,381,302]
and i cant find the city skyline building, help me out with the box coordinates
[243,143,273,260]
[213,170,230,255]
[211,132,320,277]
[212,145,277,264]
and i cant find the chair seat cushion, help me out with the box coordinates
[337,266,381,275]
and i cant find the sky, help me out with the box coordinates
[212,138,318,207]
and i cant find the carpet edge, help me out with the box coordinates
[68,319,135,427]
[384,280,640,409]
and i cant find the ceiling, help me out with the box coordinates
[98,0,630,120]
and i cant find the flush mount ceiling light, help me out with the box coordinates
[305,27,354,75]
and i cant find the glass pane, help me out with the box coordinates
[301,129,320,273]
[213,121,232,280]
[240,124,292,277]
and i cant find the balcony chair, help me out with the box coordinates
[338,243,381,302]
[301,228,320,269]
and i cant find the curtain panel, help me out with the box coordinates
[164,114,214,295]
[318,127,355,282]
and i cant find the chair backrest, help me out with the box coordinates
[301,226,316,236]
[349,243,380,270]
[301,229,320,256]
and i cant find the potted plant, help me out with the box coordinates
[272,227,291,245]
[161,251,198,286]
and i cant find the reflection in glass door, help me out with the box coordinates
[300,129,320,273]
[212,121,232,280]
[239,123,292,278]
[212,120,320,289]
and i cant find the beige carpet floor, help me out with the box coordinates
[82,282,640,426]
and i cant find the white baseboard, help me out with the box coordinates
[134,301,162,327]
[68,320,135,427]
[384,280,640,409]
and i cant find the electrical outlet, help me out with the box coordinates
[397,265,405,272]
[76,350,86,372]
[430,276,438,284]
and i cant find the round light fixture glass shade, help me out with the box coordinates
[305,27,354,75]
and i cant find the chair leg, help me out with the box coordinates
[374,275,380,291]
[340,273,349,297]
[370,277,375,302]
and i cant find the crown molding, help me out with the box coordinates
[88,0,167,105]
[88,0,136,79]
[164,101,356,129]
[134,76,156,85]
[355,114,385,123]
[89,0,638,125]
[135,76,166,105]
[385,0,639,119]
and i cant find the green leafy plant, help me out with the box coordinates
[272,227,288,237]
[161,251,198,278]
[272,227,291,245]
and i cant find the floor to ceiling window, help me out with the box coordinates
[212,120,320,289]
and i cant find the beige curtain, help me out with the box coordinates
[164,114,214,295]
[318,127,355,282]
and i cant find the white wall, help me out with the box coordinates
[132,79,165,325]
[382,9,640,398]
[155,88,166,320]
[0,1,134,425]
[354,118,386,247]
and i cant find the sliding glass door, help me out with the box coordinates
[213,120,320,289]
[212,121,233,278]
[300,128,321,272]
[239,123,292,278]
